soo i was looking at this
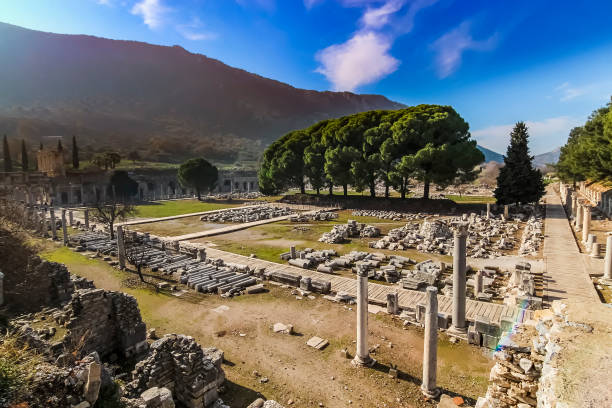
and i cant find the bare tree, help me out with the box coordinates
[91,197,135,239]
[124,233,148,283]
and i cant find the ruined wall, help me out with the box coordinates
[127,334,225,408]
[5,256,75,312]
[477,300,612,408]
[58,288,148,359]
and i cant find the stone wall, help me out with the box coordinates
[58,288,148,359]
[126,334,225,408]
[477,300,612,408]
[5,256,75,312]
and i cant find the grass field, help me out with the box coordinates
[193,210,452,268]
[134,199,243,218]
[446,195,496,204]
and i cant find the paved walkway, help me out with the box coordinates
[543,187,600,305]
[203,246,530,326]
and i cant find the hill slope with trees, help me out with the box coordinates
[0,22,403,164]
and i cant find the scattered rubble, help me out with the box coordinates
[200,205,294,223]
[318,220,380,243]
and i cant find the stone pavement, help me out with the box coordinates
[202,246,530,326]
[542,187,600,305]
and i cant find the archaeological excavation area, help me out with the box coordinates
[1,184,611,408]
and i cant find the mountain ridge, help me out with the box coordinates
[0,22,403,163]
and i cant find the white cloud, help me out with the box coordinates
[314,0,436,91]
[555,81,612,102]
[96,0,113,5]
[131,0,169,29]
[472,116,582,155]
[176,18,218,41]
[431,21,497,78]
[315,31,399,92]
[361,0,405,29]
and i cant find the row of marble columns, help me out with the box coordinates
[18,203,93,247]
[352,222,470,399]
[560,184,612,285]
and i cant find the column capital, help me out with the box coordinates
[452,222,469,237]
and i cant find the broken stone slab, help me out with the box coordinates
[306,336,329,350]
[245,284,266,294]
[272,323,294,335]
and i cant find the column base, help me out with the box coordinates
[421,385,440,399]
[447,326,468,340]
[351,355,376,368]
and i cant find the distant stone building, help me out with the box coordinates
[1,143,258,205]
[37,146,66,177]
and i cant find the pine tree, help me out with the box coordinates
[494,122,545,205]
[72,135,79,169]
[21,139,28,171]
[3,135,12,172]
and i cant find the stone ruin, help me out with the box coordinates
[288,210,338,222]
[318,220,380,243]
[4,255,77,313]
[352,209,424,221]
[11,287,148,361]
[199,205,294,223]
[500,262,543,310]
[401,260,443,290]
[369,213,529,259]
[125,334,225,408]
[518,215,544,256]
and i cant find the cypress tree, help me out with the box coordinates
[21,139,28,171]
[57,139,63,151]
[72,135,79,169]
[494,122,545,205]
[3,135,12,172]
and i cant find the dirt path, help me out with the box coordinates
[39,241,492,408]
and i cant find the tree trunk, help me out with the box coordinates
[385,182,389,198]
[343,184,348,196]
[300,182,305,194]
[401,180,406,199]
[109,221,114,240]
[369,182,376,198]
[137,264,144,282]
[423,179,430,199]
[316,187,320,195]
[329,184,333,196]
[197,189,201,200]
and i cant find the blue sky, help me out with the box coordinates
[2,0,612,154]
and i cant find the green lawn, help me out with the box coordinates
[79,160,180,171]
[134,200,242,219]
[446,195,496,204]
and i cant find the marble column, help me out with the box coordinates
[421,286,440,399]
[41,208,48,237]
[602,233,612,284]
[352,266,375,367]
[475,270,483,299]
[196,248,206,262]
[32,206,39,230]
[503,205,509,219]
[84,209,90,230]
[590,242,601,258]
[582,206,591,243]
[486,203,491,219]
[117,226,126,270]
[50,208,57,240]
[69,210,74,226]
[575,203,583,230]
[61,209,68,246]
[571,194,577,218]
[386,291,399,315]
[449,224,468,337]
